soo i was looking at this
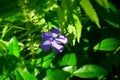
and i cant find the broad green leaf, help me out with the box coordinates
[8,36,20,57]
[59,53,77,66]
[45,69,70,80]
[73,14,82,43]
[80,0,101,28]
[42,52,54,68]
[96,0,110,11]
[35,52,54,68]
[94,38,120,51]
[15,70,23,80]
[62,66,77,73]
[73,64,108,78]
[17,67,37,80]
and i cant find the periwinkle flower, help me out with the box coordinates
[41,28,68,54]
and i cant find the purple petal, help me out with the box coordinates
[50,28,60,38]
[41,40,51,52]
[55,34,68,44]
[42,32,52,40]
[51,41,64,54]
[52,33,58,38]
[50,28,60,34]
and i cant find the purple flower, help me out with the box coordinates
[41,28,68,54]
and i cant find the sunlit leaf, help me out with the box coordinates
[80,0,101,28]
[94,38,120,51]
[67,24,77,45]
[15,70,23,80]
[73,64,108,78]
[35,52,54,68]
[17,67,37,80]
[73,14,82,43]
[8,36,20,57]
[41,52,54,68]
[62,66,77,73]
[35,48,42,54]
[45,69,70,80]
[59,53,77,66]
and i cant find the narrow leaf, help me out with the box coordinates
[73,64,108,78]
[96,0,110,11]
[67,24,77,45]
[73,14,82,43]
[94,38,120,51]
[80,0,101,28]
[104,19,119,28]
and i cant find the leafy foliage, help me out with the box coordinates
[73,64,108,78]
[94,38,120,51]
[0,0,120,80]
[80,0,101,28]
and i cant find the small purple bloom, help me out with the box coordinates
[41,28,68,54]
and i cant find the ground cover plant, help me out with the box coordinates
[0,0,120,80]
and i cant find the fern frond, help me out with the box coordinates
[80,0,101,28]
[96,0,110,12]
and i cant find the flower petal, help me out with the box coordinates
[42,32,52,40]
[51,41,64,54]
[50,28,60,34]
[55,34,68,44]
[41,40,51,52]
[50,28,60,38]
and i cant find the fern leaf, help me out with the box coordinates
[67,24,77,46]
[73,14,82,43]
[80,0,101,28]
[96,0,110,11]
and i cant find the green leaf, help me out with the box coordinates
[67,24,77,45]
[15,70,23,80]
[35,52,54,68]
[96,0,110,11]
[42,52,54,68]
[8,36,20,57]
[62,66,77,73]
[73,14,82,43]
[80,0,101,28]
[45,69,70,80]
[35,48,42,54]
[94,38,120,51]
[73,64,108,78]
[0,40,8,53]
[104,19,119,28]
[59,53,77,66]
[16,67,37,80]
[109,2,118,12]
